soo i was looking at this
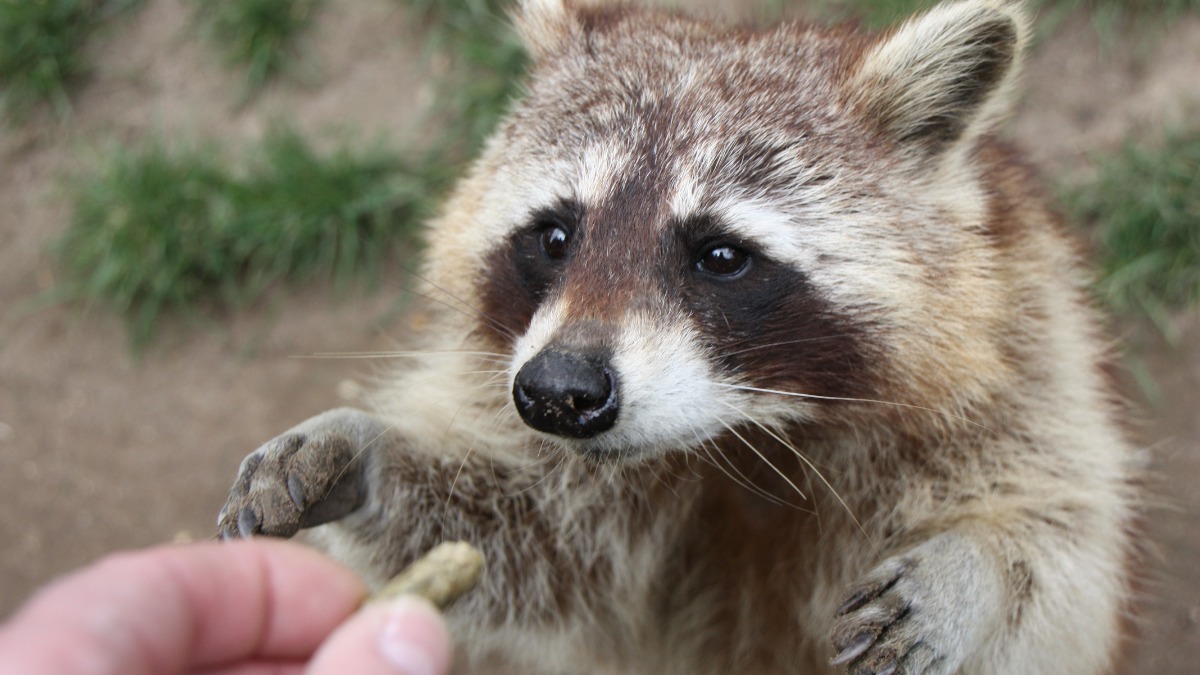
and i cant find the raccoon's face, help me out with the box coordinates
[441,0,1025,461]
[489,188,866,461]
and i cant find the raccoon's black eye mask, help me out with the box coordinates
[512,198,583,302]
[514,201,764,300]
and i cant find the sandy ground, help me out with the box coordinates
[0,0,1197,671]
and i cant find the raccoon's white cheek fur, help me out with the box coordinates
[509,306,744,460]
[601,316,734,457]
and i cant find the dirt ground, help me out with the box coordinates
[1,0,1197,671]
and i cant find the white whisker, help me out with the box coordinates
[295,349,510,363]
[715,382,993,432]
[717,418,807,508]
[445,446,477,517]
[723,401,872,545]
[693,426,792,508]
[722,334,851,358]
[402,268,520,342]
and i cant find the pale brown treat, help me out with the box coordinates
[369,541,485,609]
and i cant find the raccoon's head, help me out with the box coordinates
[426,0,1030,461]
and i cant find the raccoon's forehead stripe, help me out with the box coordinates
[669,171,809,269]
[667,141,844,258]
[708,198,806,264]
[576,142,635,207]
[667,155,710,218]
[513,140,642,235]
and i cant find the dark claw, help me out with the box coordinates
[836,558,909,616]
[237,505,261,537]
[837,588,873,617]
[287,472,306,510]
[234,452,263,492]
[831,631,875,666]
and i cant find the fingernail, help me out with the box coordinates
[377,597,447,675]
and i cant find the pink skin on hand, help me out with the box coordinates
[0,539,452,675]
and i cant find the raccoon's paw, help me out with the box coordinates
[830,534,998,675]
[217,408,382,540]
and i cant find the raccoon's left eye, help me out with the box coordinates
[540,225,570,260]
[696,244,752,278]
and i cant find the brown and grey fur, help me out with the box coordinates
[218,1,1141,673]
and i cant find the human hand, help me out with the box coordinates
[0,539,452,675]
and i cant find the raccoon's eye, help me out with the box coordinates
[696,244,751,278]
[540,225,570,260]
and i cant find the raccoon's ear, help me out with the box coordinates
[847,0,1028,159]
[514,0,579,60]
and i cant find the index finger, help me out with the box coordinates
[0,539,367,674]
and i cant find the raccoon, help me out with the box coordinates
[218,1,1140,673]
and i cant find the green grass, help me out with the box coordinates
[399,0,527,158]
[190,0,322,92]
[0,0,140,121]
[1032,0,1200,39]
[55,0,527,347]
[56,128,447,347]
[1065,127,1200,331]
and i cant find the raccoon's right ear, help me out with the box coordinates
[514,0,580,60]
[847,0,1029,161]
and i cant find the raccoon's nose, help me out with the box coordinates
[513,350,619,439]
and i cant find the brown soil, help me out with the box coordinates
[1,1,1197,671]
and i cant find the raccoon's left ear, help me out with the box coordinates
[513,0,580,60]
[847,0,1029,160]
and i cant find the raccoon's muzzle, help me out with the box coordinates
[513,349,619,439]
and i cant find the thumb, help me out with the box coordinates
[306,596,452,675]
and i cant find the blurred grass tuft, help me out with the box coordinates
[1065,127,1200,334]
[189,0,322,92]
[56,128,447,348]
[399,0,527,158]
[56,0,527,347]
[0,0,141,121]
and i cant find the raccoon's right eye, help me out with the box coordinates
[540,225,570,260]
[696,243,752,278]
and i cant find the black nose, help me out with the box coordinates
[513,350,619,438]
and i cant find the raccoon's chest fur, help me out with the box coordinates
[220,1,1140,673]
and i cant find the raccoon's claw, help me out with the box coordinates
[217,421,368,540]
[830,536,985,675]
[834,556,909,618]
[830,631,875,666]
[235,504,263,537]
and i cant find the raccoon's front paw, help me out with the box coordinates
[830,534,999,675]
[217,408,382,539]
